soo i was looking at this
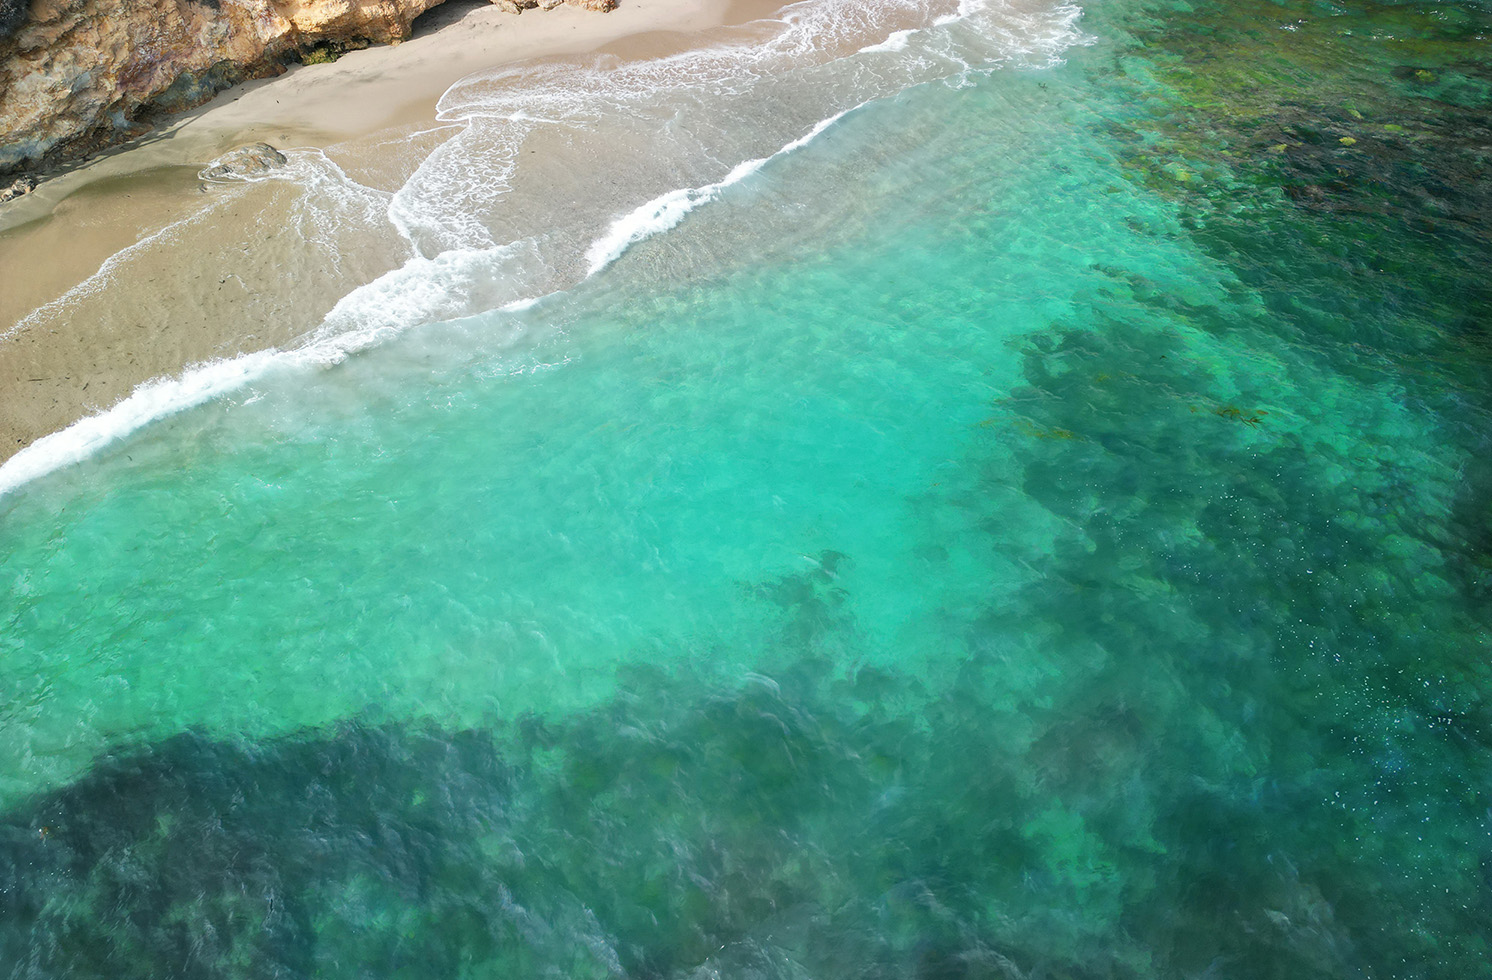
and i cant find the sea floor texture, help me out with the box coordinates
[2,0,1491,976]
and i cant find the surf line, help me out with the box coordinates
[0,106,862,503]
[583,105,858,277]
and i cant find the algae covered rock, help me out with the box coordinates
[200,142,289,181]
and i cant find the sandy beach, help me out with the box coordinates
[0,0,782,464]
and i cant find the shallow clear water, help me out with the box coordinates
[3,0,1492,976]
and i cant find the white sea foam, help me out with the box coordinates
[3,149,393,345]
[2,196,231,343]
[283,149,403,275]
[584,108,851,277]
[0,351,284,499]
[859,28,916,53]
[311,241,545,349]
[0,0,1091,500]
[0,241,555,500]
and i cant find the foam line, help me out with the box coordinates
[0,0,1092,501]
[2,195,236,342]
[0,351,284,499]
[0,241,556,501]
[583,108,853,278]
[860,28,916,53]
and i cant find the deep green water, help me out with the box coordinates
[3,0,1492,976]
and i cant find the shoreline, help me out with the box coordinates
[0,0,787,468]
[0,0,763,235]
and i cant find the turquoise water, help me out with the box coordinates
[3,0,1492,976]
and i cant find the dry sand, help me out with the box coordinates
[0,0,783,465]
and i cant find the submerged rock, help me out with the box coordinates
[200,142,289,180]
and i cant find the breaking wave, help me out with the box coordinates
[0,0,1089,500]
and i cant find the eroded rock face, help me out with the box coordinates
[0,0,619,177]
[0,0,448,173]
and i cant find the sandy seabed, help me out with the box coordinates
[0,0,781,465]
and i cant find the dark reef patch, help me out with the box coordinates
[4,627,1490,979]
[1089,0,1492,641]
[0,722,512,978]
[1098,0,1492,385]
[3,1,1492,978]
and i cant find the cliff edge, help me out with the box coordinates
[0,0,612,176]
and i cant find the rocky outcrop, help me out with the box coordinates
[0,0,441,173]
[497,0,616,13]
[1,172,36,200]
[200,140,287,179]
[0,0,613,176]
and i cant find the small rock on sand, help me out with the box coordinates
[0,174,38,203]
[200,142,289,181]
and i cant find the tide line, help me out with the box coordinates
[583,106,855,278]
[0,351,284,500]
[0,0,1092,502]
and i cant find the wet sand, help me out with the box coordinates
[0,0,783,465]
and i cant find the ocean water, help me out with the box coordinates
[3,0,1492,976]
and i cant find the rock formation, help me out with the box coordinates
[1,172,36,200]
[200,140,288,179]
[0,0,614,177]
